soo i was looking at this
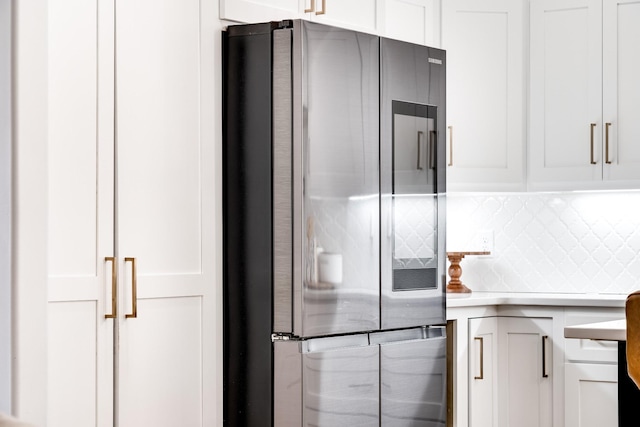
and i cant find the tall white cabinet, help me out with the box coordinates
[47,1,216,426]
[442,0,526,191]
[530,0,640,189]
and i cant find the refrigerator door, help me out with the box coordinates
[290,21,380,337]
[372,327,447,426]
[380,39,447,329]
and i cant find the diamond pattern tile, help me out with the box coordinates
[447,191,640,294]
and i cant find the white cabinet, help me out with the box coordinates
[468,316,553,427]
[220,0,305,23]
[565,364,618,427]
[220,0,382,34]
[383,0,441,47]
[47,1,216,426]
[468,317,499,427]
[220,0,441,45]
[530,0,640,189]
[564,309,622,427]
[310,0,382,34]
[442,0,526,191]
[497,317,553,427]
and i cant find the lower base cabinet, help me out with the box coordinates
[565,363,618,427]
[469,316,553,427]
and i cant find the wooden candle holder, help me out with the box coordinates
[446,251,490,293]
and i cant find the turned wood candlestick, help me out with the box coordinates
[446,251,490,293]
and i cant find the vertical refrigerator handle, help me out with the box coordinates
[417,131,425,170]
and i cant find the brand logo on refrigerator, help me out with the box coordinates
[428,58,442,65]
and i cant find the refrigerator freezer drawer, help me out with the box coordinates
[380,335,447,426]
[275,337,379,427]
[274,330,446,427]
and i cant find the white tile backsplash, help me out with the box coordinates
[447,191,640,294]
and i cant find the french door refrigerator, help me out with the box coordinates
[223,20,447,427]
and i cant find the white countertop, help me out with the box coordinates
[447,291,627,309]
[564,319,626,341]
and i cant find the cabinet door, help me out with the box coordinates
[565,363,618,427]
[498,317,553,427]
[309,0,382,34]
[115,0,216,425]
[220,0,305,23]
[602,0,640,182]
[47,1,115,426]
[383,0,441,47]
[529,0,603,187]
[468,317,499,427]
[442,0,525,191]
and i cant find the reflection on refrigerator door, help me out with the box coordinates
[275,334,380,427]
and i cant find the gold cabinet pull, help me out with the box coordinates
[605,122,612,164]
[125,257,138,319]
[474,336,484,380]
[316,0,326,15]
[104,257,117,319]
[542,335,549,378]
[590,123,597,165]
[304,0,315,13]
[448,126,453,166]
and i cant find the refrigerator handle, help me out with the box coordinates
[417,131,425,170]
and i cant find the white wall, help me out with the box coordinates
[0,0,12,414]
[448,191,640,294]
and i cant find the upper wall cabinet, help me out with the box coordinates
[383,0,441,47]
[220,0,304,23]
[530,0,640,190]
[442,0,527,192]
[220,0,441,45]
[220,0,382,34]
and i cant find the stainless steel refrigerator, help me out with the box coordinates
[223,20,447,427]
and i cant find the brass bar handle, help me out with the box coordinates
[316,0,326,15]
[605,122,612,164]
[104,257,117,319]
[125,257,137,319]
[304,0,315,13]
[448,126,453,166]
[542,335,549,378]
[590,123,597,165]
[474,337,484,380]
[417,131,425,170]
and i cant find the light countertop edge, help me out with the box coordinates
[563,319,626,341]
[446,291,627,309]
